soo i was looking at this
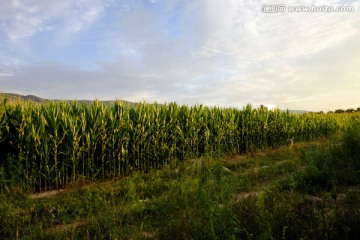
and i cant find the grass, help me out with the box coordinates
[0,130,359,239]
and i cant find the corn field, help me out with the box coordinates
[0,99,346,192]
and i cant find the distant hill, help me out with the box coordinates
[0,92,135,107]
[0,93,48,103]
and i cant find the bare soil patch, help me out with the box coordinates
[28,189,64,199]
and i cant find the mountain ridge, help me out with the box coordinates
[0,92,135,107]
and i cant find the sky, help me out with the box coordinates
[0,0,359,112]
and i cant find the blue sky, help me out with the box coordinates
[0,0,359,111]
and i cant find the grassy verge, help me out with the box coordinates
[1,125,359,239]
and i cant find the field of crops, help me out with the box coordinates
[0,99,350,192]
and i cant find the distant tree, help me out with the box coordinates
[317,111,324,114]
[357,107,360,112]
[335,109,345,113]
[345,108,355,113]
[327,111,334,114]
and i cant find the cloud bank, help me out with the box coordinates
[1,0,359,111]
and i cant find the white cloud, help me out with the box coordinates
[1,0,359,111]
[0,72,14,77]
[0,0,111,42]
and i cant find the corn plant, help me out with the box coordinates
[0,99,353,192]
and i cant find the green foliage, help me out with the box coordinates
[0,100,352,191]
[335,109,345,113]
[296,145,336,191]
[343,116,360,160]
[278,117,360,193]
[1,145,359,239]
